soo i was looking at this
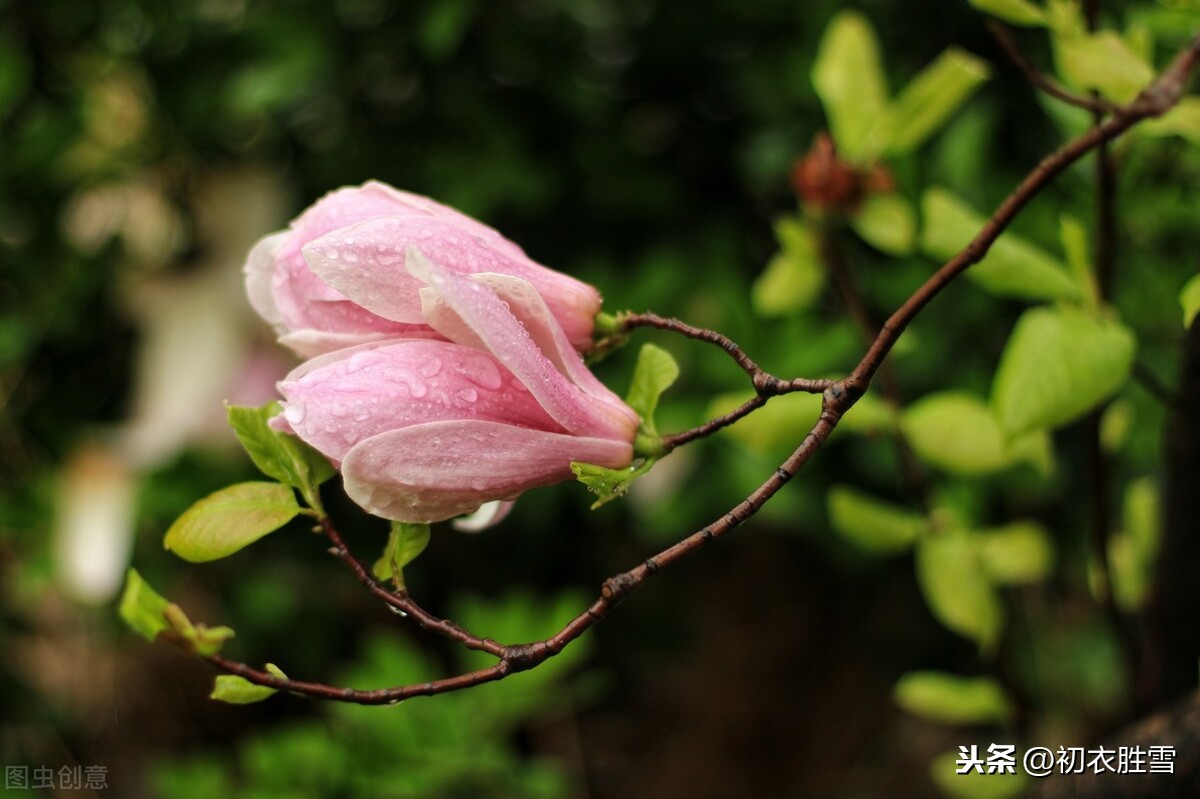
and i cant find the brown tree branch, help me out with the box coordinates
[202,32,1200,705]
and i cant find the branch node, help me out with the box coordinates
[601,572,636,603]
[753,372,783,396]
[500,643,542,674]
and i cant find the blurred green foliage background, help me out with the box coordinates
[2,0,1200,796]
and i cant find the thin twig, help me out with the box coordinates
[319,517,505,657]
[203,33,1200,704]
[618,311,833,449]
[987,21,1118,114]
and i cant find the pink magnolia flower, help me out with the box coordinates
[272,249,639,523]
[245,181,602,357]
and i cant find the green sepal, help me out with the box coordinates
[372,522,432,589]
[211,664,288,705]
[228,402,335,513]
[571,459,657,509]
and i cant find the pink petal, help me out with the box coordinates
[341,420,633,522]
[302,216,601,350]
[422,272,639,435]
[405,248,633,441]
[276,340,563,464]
[245,232,286,327]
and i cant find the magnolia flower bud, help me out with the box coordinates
[272,249,638,523]
[245,181,602,357]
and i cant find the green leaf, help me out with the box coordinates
[1054,30,1155,103]
[894,671,1014,725]
[625,344,680,438]
[119,569,172,642]
[827,485,928,554]
[228,403,335,512]
[1142,97,1200,145]
[1060,214,1099,310]
[1100,398,1134,453]
[884,48,990,156]
[991,306,1136,436]
[901,392,1008,475]
[930,750,1029,799]
[1110,478,1160,611]
[920,188,1080,301]
[850,193,916,255]
[901,392,1052,476]
[976,521,1055,584]
[812,10,890,162]
[1180,272,1200,328]
[916,529,1003,650]
[211,664,288,705]
[753,217,825,315]
[572,459,656,509]
[372,522,432,588]
[164,482,301,563]
[967,0,1047,27]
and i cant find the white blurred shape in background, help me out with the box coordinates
[54,168,291,604]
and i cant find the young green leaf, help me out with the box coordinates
[901,392,1009,475]
[625,343,680,437]
[162,602,236,657]
[572,459,656,509]
[1142,97,1200,145]
[1179,272,1200,328]
[827,485,928,554]
[920,188,1080,301]
[967,0,1047,27]
[164,481,301,563]
[976,521,1055,585]
[812,10,890,163]
[850,193,916,256]
[211,664,288,705]
[894,671,1014,726]
[1110,478,1160,611]
[228,403,335,512]
[884,48,990,156]
[916,529,1003,651]
[753,217,825,315]
[1053,30,1154,104]
[372,522,432,588]
[991,306,1136,437]
[930,750,1029,799]
[119,568,172,642]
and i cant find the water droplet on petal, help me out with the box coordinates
[457,388,478,403]
[419,357,442,378]
[283,403,306,425]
